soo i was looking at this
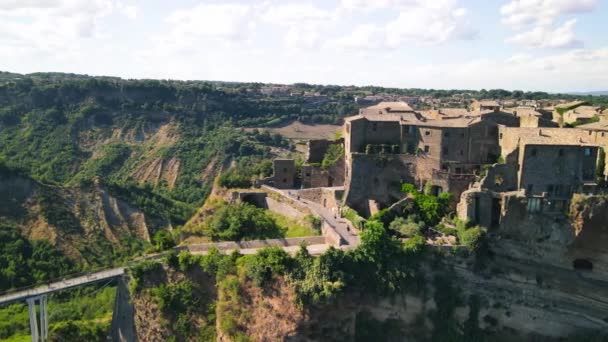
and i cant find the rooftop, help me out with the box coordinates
[555,100,586,109]
[503,127,597,146]
[503,107,543,118]
[474,100,500,107]
[576,121,608,131]
[363,101,414,112]
[564,105,601,119]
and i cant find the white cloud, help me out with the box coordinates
[500,0,598,28]
[0,0,138,55]
[385,4,476,46]
[331,24,385,50]
[332,0,476,48]
[506,19,581,48]
[165,3,254,44]
[262,3,331,24]
[262,3,333,50]
[501,0,597,49]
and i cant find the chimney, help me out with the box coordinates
[538,129,542,136]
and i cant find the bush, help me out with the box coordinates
[341,206,365,230]
[198,201,284,241]
[151,280,199,312]
[240,247,292,286]
[321,144,344,168]
[458,226,485,251]
[389,216,424,237]
[128,260,163,293]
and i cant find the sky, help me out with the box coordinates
[1,0,607,92]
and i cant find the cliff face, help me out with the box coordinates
[0,172,150,266]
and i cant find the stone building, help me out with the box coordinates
[272,159,296,189]
[562,106,602,126]
[470,100,500,112]
[341,108,521,214]
[459,127,601,228]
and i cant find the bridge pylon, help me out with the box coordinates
[26,295,48,342]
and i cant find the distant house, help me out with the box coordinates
[470,100,500,112]
[503,107,558,128]
[260,85,292,97]
[358,101,414,115]
[562,106,602,125]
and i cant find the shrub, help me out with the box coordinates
[341,206,365,230]
[458,226,485,251]
[240,247,292,286]
[151,280,199,312]
[389,217,424,237]
[128,260,163,293]
[199,201,284,241]
[152,230,176,251]
[321,144,344,168]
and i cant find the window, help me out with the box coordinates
[558,149,564,157]
[527,198,542,213]
[305,172,311,177]
[602,132,605,137]
[455,167,462,174]
[460,150,464,156]
[424,145,430,153]
[282,178,287,183]
[425,131,431,136]
[589,130,592,135]
[461,132,465,138]
[444,132,450,138]
[441,164,448,171]
[372,123,377,131]
[499,133,503,139]
[443,146,449,156]
[547,184,554,194]
[531,148,537,156]
[584,147,592,157]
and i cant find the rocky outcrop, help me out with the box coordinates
[0,172,151,266]
[131,157,181,190]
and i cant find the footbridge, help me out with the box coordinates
[0,267,126,341]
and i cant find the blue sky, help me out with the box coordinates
[1,0,607,92]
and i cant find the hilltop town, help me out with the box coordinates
[266,97,607,268]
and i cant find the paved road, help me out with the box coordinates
[283,189,360,247]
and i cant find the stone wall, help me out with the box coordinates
[295,187,344,211]
[344,153,418,215]
[302,157,345,188]
[480,163,518,192]
[519,144,598,197]
[306,138,344,163]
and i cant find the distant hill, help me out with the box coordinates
[566,91,608,96]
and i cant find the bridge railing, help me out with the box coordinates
[0,266,124,301]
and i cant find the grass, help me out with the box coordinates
[267,211,319,238]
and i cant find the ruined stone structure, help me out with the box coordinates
[272,159,296,189]
[301,138,346,188]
